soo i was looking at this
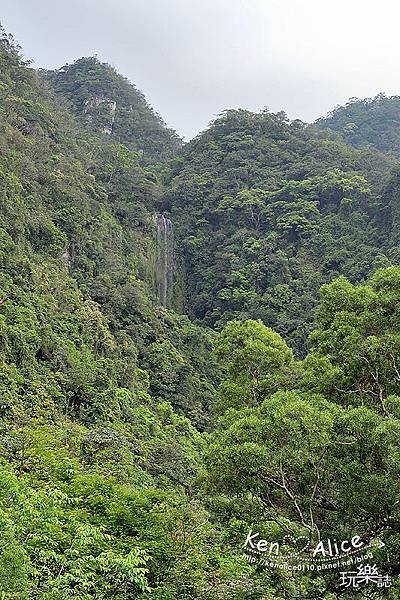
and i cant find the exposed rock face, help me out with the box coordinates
[83,95,117,134]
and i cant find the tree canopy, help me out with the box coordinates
[0,25,400,598]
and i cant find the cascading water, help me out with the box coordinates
[156,215,173,307]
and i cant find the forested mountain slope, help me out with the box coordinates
[1,25,400,599]
[0,31,216,428]
[316,93,400,157]
[0,30,230,598]
[43,56,181,163]
[166,109,398,353]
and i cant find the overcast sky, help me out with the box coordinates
[2,0,400,139]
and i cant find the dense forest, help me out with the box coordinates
[316,94,400,158]
[1,26,400,599]
[42,57,181,163]
[165,109,396,353]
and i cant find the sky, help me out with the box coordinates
[2,0,400,140]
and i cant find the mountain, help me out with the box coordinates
[166,108,397,354]
[42,56,182,162]
[0,30,228,598]
[1,25,400,598]
[316,93,400,157]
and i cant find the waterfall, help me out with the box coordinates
[156,215,173,307]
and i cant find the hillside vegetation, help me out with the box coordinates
[1,27,400,598]
[43,56,181,163]
[166,108,397,353]
[316,93,400,158]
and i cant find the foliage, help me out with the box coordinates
[205,272,400,597]
[166,109,396,355]
[316,93,400,157]
[1,24,400,598]
[42,57,181,163]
